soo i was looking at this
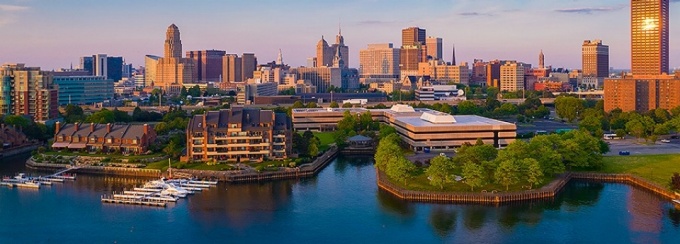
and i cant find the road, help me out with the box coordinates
[606,138,680,156]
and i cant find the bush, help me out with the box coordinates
[671,173,680,191]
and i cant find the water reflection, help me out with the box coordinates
[334,155,373,174]
[376,189,415,218]
[668,208,680,228]
[429,205,457,237]
[557,181,605,209]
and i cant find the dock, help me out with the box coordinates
[101,195,167,207]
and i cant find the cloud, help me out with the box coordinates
[554,6,623,14]
[459,12,492,17]
[0,4,29,12]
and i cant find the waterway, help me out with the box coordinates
[2,154,680,243]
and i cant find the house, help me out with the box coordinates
[52,122,157,154]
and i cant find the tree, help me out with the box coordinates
[189,85,202,97]
[462,162,486,191]
[337,111,358,132]
[497,103,519,116]
[292,101,305,109]
[63,104,86,123]
[113,109,132,123]
[329,101,339,108]
[308,138,319,157]
[526,135,565,176]
[625,115,655,142]
[342,103,353,108]
[495,160,520,191]
[457,101,478,115]
[86,109,115,124]
[386,157,417,184]
[555,96,584,123]
[523,158,544,189]
[579,113,604,137]
[306,102,318,108]
[374,134,402,171]
[426,156,454,190]
[379,124,397,139]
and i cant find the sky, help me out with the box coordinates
[2,0,680,70]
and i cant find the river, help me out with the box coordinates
[1,154,680,243]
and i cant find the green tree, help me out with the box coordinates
[579,113,604,137]
[63,104,86,123]
[498,103,519,116]
[342,103,353,108]
[457,101,478,115]
[386,157,417,184]
[113,109,132,123]
[495,160,520,191]
[329,101,339,108]
[86,109,115,124]
[426,156,454,190]
[306,102,318,108]
[308,138,320,157]
[292,101,305,109]
[379,124,397,138]
[555,96,584,123]
[462,162,486,191]
[526,135,565,176]
[523,158,544,189]
[374,134,402,171]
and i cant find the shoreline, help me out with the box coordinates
[25,158,161,178]
[377,171,680,204]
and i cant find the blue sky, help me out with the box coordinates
[2,0,680,70]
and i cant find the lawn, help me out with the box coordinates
[584,154,680,187]
[43,151,164,161]
[312,132,335,151]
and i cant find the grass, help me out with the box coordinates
[313,132,335,151]
[582,154,680,187]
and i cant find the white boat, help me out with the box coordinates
[16,181,40,189]
[134,187,162,193]
[123,191,154,196]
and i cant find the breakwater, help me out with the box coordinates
[26,158,161,178]
[173,146,339,182]
[377,171,680,204]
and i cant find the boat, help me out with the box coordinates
[15,181,40,189]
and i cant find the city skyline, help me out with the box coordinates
[4,0,680,70]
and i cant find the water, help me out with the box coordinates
[2,154,680,243]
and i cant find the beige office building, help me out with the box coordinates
[425,36,443,60]
[358,43,400,83]
[155,24,196,95]
[500,62,525,92]
[417,60,469,85]
[144,55,160,87]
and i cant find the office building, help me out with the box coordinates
[359,43,400,83]
[400,27,427,78]
[582,40,609,79]
[417,60,470,85]
[187,50,226,82]
[292,105,515,151]
[486,60,502,88]
[221,53,258,84]
[631,0,669,75]
[155,24,196,94]
[185,107,292,162]
[315,29,349,68]
[500,62,525,92]
[0,63,59,122]
[53,76,114,105]
[144,55,160,87]
[402,27,426,46]
[415,85,466,101]
[241,53,258,81]
[426,36,443,60]
[81,54,123,82]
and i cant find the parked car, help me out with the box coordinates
[619,151,630,156]
[661,139,671,143]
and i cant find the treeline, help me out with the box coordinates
[0,115,51,141]
[62,105,189,135]
[375,129,608,191]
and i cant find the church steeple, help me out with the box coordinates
[336,24,344,46]
[332,46,344,68]
[539,49,545,69]
[276,49,283,65]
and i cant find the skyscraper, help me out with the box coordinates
[538,50,545,69]
[425,36,442,60]
[315,29,349,68]
[631,0,669,75]
[358,43,400,83]
[582,40,609,78]
[187,50,226,82]
[402,27,426,46]
[155,24,196,94]
[400,27,426,77]
[94,54,108,78]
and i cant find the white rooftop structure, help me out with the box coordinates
[390,104,416,113]
[420,111,457,124]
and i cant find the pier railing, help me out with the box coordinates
[377,171,679,204]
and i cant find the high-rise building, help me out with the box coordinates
[631,0,669,75]
[222,54,242,83]
[358,43,401,83]
[425,36,443,60]
[402,27,426,46]
[187,50,226,82]
[241,53,257,81]
[80,56,93,75]
[538,50,545,69]
[144,55,160,87]
[94,54,108,78]
[0,63,59,122]
[53,76,114,105]
[500,62,525,92]
[582,40,609,78]
[315,29,349,68]
[486,60,502,88]
[81,54,123,82]
[155,24,196,94]
[106,56,123,82]
[471,59,487,86]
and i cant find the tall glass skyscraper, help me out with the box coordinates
[631,0,669,75]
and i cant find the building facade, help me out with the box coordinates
[358,43,400,83]
[604,74,680,112]
[292,105,515,151]
[144,55,160,87]
[500,62,525,92]
[187,50,226,82]
[0,63,59,122]
[425,36,443,60]
[582,40,609,78]
[417,60,470,85]
[53,76,114,105]
[155,24,196,94]
[631,0,669,75]
[185,107,292,162]
[52,122,157,154]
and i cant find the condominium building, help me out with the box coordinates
[53,76,114,105]
[52,122,157,154]
[187,50,226,82]
[500,62,525,92]
[604,74,680,112]
[185,107,292,162]
[358,43,400,83]
[292,105,515,151]
[0,63,59,122]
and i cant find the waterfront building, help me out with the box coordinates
[155,24,196,95]
[0,63,59,123]
[187,50,226,82]
[292,104,515,151]
[500,61,525,92]
[358,43,400,83]
[185,107,292,162]
[53,76,114,105]
[52,122,157,154]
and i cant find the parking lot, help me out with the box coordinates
[515,119,578,134]
[606,138,680,156]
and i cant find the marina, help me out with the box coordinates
[0,170,77,189]
[100,177,217,207]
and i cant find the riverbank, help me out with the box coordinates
[377,171,680,204]
[25,157,161,178]
[172,146,339,182]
